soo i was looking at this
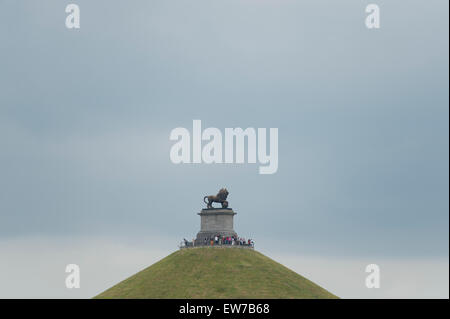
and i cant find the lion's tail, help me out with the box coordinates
[203,196,208,204]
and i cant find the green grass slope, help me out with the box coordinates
[95,247,338,299]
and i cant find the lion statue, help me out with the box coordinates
[203,188,229,209]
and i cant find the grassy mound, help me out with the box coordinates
[95,247,338,299]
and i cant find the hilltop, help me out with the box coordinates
[95,247,337,299]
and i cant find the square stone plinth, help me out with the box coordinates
[195,208,237,243]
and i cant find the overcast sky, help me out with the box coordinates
[0,0,448,298]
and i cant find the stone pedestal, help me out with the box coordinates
[195,208,237,244]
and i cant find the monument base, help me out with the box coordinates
[195,208,237,245]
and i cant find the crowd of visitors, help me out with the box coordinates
[180,235,254,248]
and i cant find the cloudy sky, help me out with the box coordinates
[0,0,448,298]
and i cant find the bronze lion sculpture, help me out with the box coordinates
[203,188,229,208]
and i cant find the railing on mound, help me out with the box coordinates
[179,241,255,249]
